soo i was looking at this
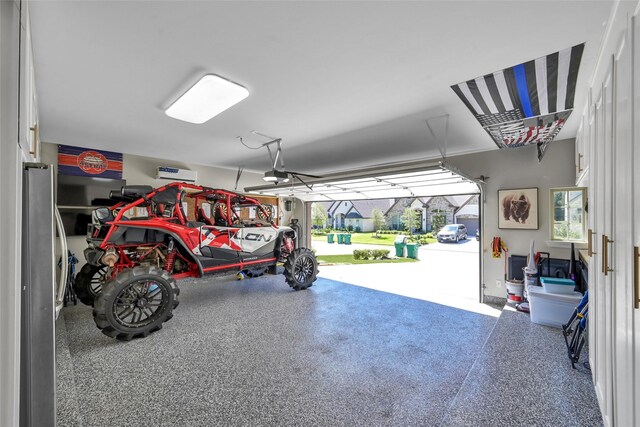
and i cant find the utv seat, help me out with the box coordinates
[213,203,229,227]
[197,207,214,226]
[174,191,202,228]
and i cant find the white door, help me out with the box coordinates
[631,13,640,427]
[612,25,635,427]
[588,87,598,380]
[592,57,615,426]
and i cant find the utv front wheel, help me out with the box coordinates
[284,248,318,291]
[73,264,107,306]
[93,266,179,341]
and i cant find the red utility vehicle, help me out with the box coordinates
[74,182,318,340]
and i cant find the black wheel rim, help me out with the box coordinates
[90,267,107,296]
[112,279,169,328]
[293,255,315,284]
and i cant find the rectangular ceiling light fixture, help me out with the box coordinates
[165,74,249,124]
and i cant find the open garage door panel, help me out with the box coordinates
[245,161,481,201]
[245,161,486,310]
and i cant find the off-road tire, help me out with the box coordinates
[93,266,179,341]
[73,264,107,306]
[284,248,318,291]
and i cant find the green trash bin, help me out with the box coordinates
[394,235,407,257]
[327,233,335,244]
[337,233,345,244]
[406,242,419,259]
[344,234,352,245]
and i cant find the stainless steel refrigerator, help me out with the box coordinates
[20,163,56,427]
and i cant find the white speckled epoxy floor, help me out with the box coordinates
[56,274,601,427]
[440,306,602,427]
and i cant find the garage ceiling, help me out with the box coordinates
[29,1,614,175]
[245,161,480,202]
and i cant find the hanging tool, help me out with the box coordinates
[492,237,507,259]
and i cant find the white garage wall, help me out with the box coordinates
[447,138,577,299]
[41,142,265,265]
[123,152,264,190]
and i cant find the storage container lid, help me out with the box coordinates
[527,284,582,301]
[540,277,575,286]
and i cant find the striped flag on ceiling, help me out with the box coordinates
[451,43,584,161]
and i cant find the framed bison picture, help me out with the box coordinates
[498,188,538,229]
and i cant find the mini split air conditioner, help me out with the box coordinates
[156,166,197,182]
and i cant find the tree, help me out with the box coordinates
[401,207,419,235]
[431,209,446,234]
[312,203,328,228]
[371,208,386,236]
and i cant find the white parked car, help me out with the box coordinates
[437,224,468,243]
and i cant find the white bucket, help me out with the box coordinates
[506,280,525,304]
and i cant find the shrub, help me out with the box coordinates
[372,249,390,259]
[425,232,434,239]
[353,249,370,260]
[353,249,390,260]
[407,236,429,245]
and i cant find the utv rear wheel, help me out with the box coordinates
[73,264,107,306]
[284,248,318,291]
[93,266,179,341]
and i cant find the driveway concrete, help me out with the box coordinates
[422,239,479,253]
[312,238,497,317]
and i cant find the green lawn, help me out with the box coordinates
[316,254,418,265]
[312,232,436,246]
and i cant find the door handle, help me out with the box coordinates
[602,234,614,276]
[29,124,38,156]
[588,229,597,256]
[578,153,584,172]
[634,246,639,309]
